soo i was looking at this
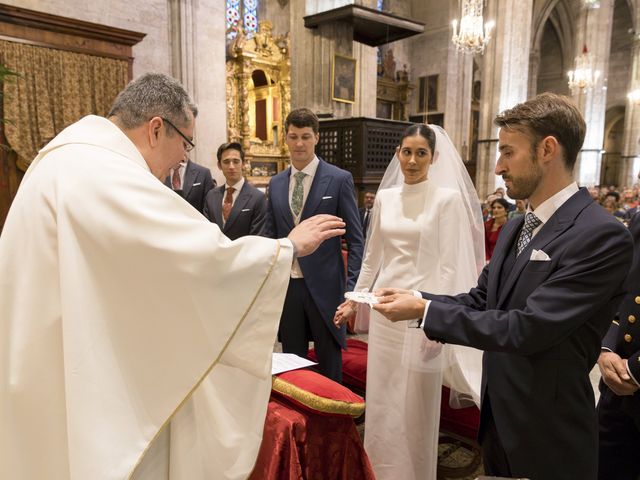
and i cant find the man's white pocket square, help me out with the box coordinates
[241,208,250,212]
[530,249,551,261]
[192,182,201,186]
[322,196,332,200]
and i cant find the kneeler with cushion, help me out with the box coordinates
[308,338,367,397]
[248,369,374,480]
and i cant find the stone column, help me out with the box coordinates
[528,49,540,97]
[572,0,614,186]
[444,46,473,155]
[475,0,533,199]
[620,36,640,186]
[167,0,226,175]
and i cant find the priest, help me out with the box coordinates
[0,73,345,480]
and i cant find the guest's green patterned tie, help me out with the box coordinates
[291,171,306,217]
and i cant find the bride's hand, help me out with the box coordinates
[333,300,357,327]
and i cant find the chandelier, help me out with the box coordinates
[567,1,600,92]
[628,89,640,103]
[451,0,494,55]
[567,45,600,91]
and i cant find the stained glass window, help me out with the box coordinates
[226,0,259,39]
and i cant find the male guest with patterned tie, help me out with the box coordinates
[165,154,215,213]
[262,107,364,382]
[373,93,633,480]
[359,191,375,239]
[203,142,266,240]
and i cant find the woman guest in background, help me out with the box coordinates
[484,197,510,261]
[334,124,484,480]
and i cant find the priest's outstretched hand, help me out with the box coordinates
[288,214,346,257]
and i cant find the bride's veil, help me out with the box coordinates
[377,124,485,275]
[374,124,485,405]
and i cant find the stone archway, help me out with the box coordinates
[529,0,575,97]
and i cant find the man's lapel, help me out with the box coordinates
[275,170,295,230]
[182,161,196,198]
[486,217,523,308]
[211,187,225,230]
[224,183,249,231]
[496,189,592,308]
[301,160,332,218]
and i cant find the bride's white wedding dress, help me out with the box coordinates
[357,180,481,480]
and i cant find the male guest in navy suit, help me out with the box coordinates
[373,93,633,480]
[597,211,640,480]
[262,107,364,382]
[165,159,215,213]
[203,142,266,240]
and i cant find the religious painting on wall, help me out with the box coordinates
[332,54,357,104]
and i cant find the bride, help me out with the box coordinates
[334,124,484,480]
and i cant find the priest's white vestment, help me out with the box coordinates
[0,116,293,480]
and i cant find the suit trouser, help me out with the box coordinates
[598,387,640,480]
[278,279,343,382]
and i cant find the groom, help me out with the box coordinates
[374,93,633,480]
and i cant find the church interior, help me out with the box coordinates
[1,0,638,228]
[0,0,638,478]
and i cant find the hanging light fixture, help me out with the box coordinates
[567,2,601,92]
[451,0,494,55]
[628,89,640,103]
[567,45,601,91]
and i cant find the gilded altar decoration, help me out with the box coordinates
[226,21,291,185]
[375,49,414,121]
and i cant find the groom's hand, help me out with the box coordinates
[373,288,427,322]
[288,214,345,257]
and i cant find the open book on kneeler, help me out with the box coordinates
[272,369,365,418]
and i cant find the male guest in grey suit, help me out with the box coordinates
[165,159,215,213]
[597,211,640,480]
[262,107,364,382]
[373,93,633,480]
[203,142,266,240]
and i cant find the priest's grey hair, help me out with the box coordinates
[108,73,198,129]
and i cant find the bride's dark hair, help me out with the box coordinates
[399,124,436,153]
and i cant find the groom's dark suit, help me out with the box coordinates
[420,188,633,480]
